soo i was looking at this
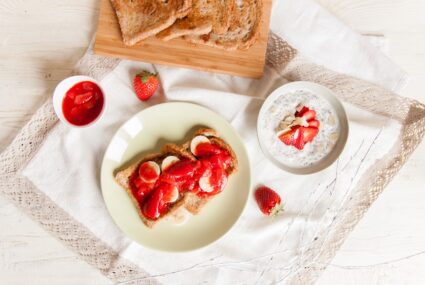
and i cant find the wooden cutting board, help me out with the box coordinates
[94,0,272,78]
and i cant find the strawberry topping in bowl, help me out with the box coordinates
[277,105,320,150]
[62,80,104,126]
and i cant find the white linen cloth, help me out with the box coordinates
[21,0,408,283]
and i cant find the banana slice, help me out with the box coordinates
[161,156,180,171]
[190,135,210,156]
[164,185,179,203]
[199,176,214,193]
[139,161,160,183]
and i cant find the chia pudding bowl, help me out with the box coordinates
[257,81,349,174]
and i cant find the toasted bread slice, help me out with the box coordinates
[110,0,192,46]
[157,0,235,41]
[115,144,195,228]
[182,128,238,214]
[114,128,238,227]
[193,128,238,174]
[185,0,262,50]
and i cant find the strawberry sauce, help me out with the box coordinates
[62,81,104,126]
[129,143,232,221]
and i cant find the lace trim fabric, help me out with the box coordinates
[1,34,424,284]
[267,34,425,283]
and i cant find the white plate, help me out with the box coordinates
[101,102,251,252]
[257,81,349,174]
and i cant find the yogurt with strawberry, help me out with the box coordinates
[258,89,340,168]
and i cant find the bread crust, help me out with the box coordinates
[185,0,263,50]
[114,128,238,227]
[110,0,262,50]
[157,0,235,41]
[110,0,192,46]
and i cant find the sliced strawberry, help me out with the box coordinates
[130,173,155,202]
[135,184,153,202]
[198,167,228,196]
[279,126,303,148]
[308,120,320,128]
[158,183,179,203]
[142,189,165,220]
[295,106,309,117]
[74,92,94,105]
[279,127,297,146]
[279,126,305,150]
[302,110,317,122]
[162,159,198,182]
[133,176,144,188]
[189,160,212,191]
[195,142,223,157]
[301,127,319,143]
[255,186,283,216]
[293,127,305,150]
[196,159,213,177]
[205,152,232,170]
[182,179,197,193]
[209,167,228,195]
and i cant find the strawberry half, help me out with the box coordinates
[142,189,166,220]
[279,128,297,146]
[278,104,321,150]
[255,186,283,216]
[133,71,159,101]
[195,142,223,157]
[302,110,317,122]
[162,159,198,183]
[301,127,319,143]
[308,120,320,128]
[295,106,309,117]
[279,126,304,150]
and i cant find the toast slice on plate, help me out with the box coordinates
[185,0,263,50]
[157,0,235,41]
[115,128,238,228]
[115,144,195,228]
[180,128,238,214]
[110,0,192,46]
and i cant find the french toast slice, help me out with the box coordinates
[185,0,263,50]
[115,128,238,228]
[110,0,192,46]
[157,0,235,41]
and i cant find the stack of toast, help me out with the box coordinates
[110,0,263,50]
[115,128,238,228]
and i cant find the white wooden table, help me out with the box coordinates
[1,0,424,283]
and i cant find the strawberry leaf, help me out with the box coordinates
[137,71,156,83]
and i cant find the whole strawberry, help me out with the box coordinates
[133,71,159,101]
[255,186,283,216]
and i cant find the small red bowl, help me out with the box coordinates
[53,76,106,128]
